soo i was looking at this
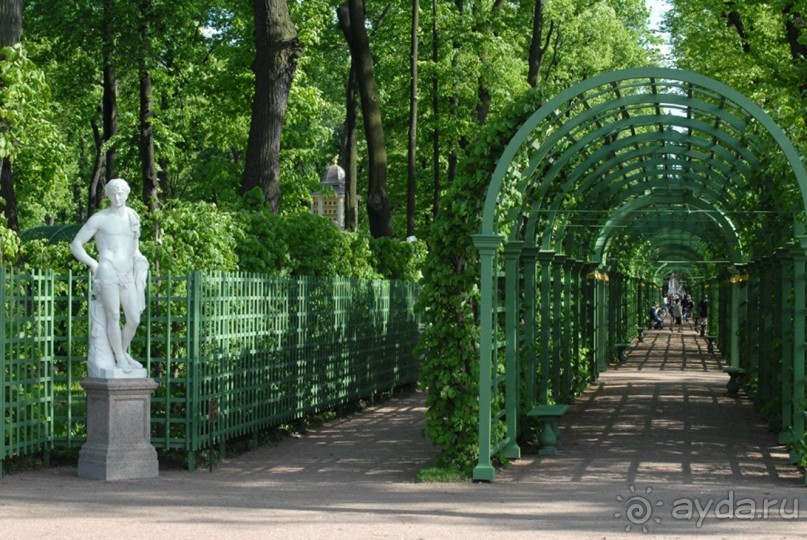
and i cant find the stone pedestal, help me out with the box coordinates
[78,377,159,481]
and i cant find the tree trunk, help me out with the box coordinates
[102,0,118,182]
[783,3,807,99]
[241,0,303,213]
[341,62,359,232]
[0,0,23,233]
[527,0,546,87]
[139,0,159,212]
[339,0,393,238]
[431,0,440,219]
[0,0,23,45]
[406,0,419,238]
[724,3,750,54]
[88,119,106,216]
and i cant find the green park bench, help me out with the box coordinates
[615,343,631,364]
[527,404,571,456]
[722,366,745,397]
[706,335,716,354]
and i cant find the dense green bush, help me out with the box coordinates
[1,221,21,267]
[370,237,427,281]
[141,201,240,274]
[236,209,377,278]
[417,87,545,473]
[15,199,427,281]
[20,238,79,272]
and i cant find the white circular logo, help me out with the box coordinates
[614,485,663,533]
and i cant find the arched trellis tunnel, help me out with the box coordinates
[472,68,807,482]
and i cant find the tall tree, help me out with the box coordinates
[528,0,558,87]
[241,0,303,212]
[430,0,440,218]
[340,62,359,232]
[101,0,118,185]
[783,2,807,102]
[339,0,393,238]
[406,0,419,237]
[138,0,158,212]
[0,0,23,232]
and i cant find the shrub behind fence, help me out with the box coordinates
[1,270,422,474]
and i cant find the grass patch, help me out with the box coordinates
[415,462,468,483]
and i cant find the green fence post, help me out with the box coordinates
[187,270,202,470]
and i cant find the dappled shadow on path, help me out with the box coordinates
[501,327,802,487]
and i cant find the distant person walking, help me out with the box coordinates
[670,298,683,332]
[697,296,709,335]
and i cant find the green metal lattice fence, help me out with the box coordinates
[2,270,421,474]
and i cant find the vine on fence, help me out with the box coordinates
[417,87,545,472]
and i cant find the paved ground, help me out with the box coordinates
[1,325,805,539]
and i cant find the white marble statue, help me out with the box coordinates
[71,179,149,378]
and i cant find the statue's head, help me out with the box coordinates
[105,178,131,198]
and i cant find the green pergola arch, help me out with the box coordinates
[482,69,807,236]
[472,68,807,482]
[594,193,743,264]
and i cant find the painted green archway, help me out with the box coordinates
[472,68,807,482]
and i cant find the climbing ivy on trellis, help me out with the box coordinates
[417,87,546,472]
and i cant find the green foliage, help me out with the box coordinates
[0,43,73,230]
[234,208,290,275]
[417,86,547,473]
[369,237,427,281]
[141,201,240,274]
[19,239,81,273]
[0,220,21,266]
[666,0,807,255]
[236,209,378,279]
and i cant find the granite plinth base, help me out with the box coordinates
[78,377,159,481]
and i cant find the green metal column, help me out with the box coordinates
[634,278,647,337]
[0,270,5,479]
[472,234,503,482]
[561,257,573,402]
[758,258,772,409]
[747,262,760,394]
[521,247,540,412]
[582,264,597,382]
[593,269,610,374]
[572,261,586,391]
[790,238,806,466]
[607,274,618,363]
[778,249,793,443]
[729,272,743,368]
[552,255,563,401]
[538,251,555,404]
[769,249,790,439]
[502,241,523,459]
